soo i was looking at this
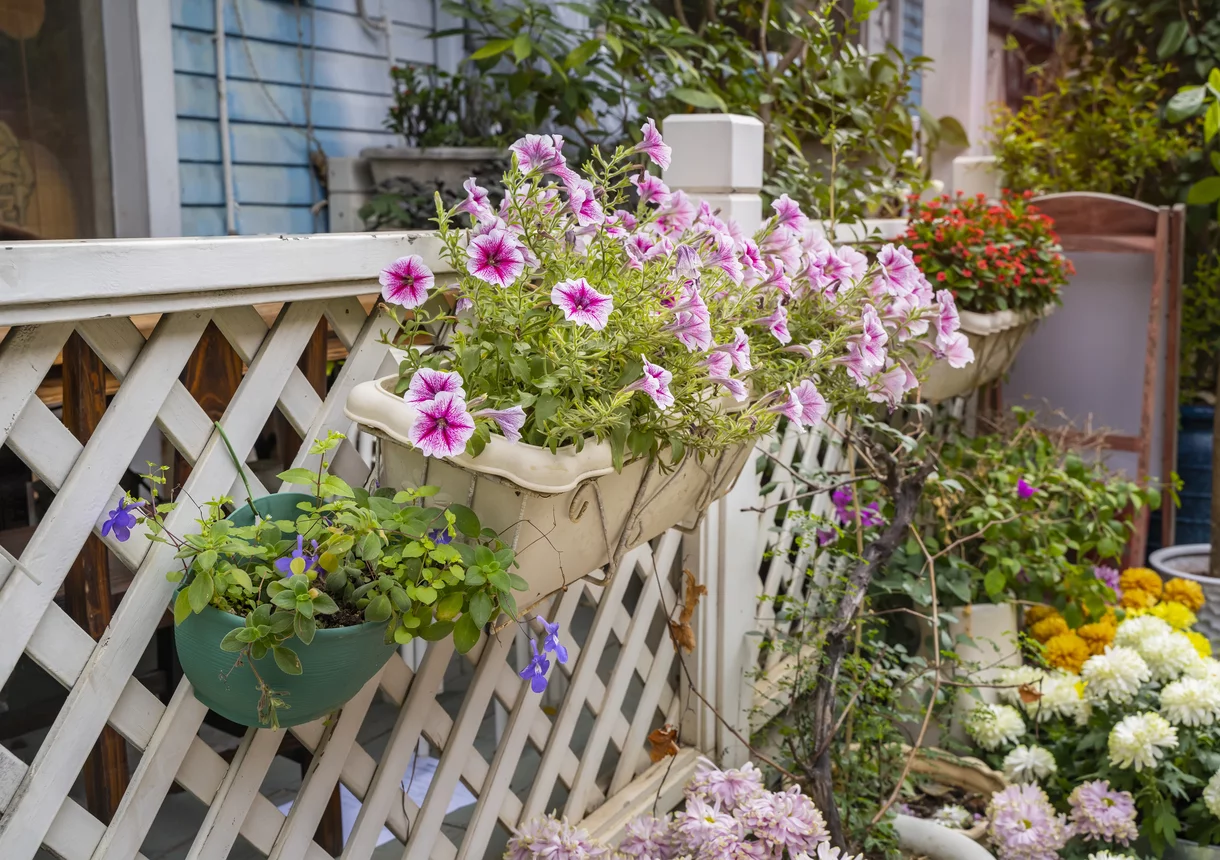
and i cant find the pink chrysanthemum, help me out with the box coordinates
[404,368,466,405]
[550,278,614,330]
[379,255,435,309]
[634,118,672,169]
[504,814,610,860]
[988,784,1069,860]
[624,357,674,410]
[686,758,765,813]
[738,786,829,856]
[467,229,525,288]
[672,795,741,852]
[1068,780,1138,845]
[617,814,680,859]
[407,392,475,458]
[473,406,526,444]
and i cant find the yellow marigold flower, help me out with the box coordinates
[1031,615,1070,644]
[1024,605,1060,626]
[1163,578,1205,612]
[1077,621,1117,656]
[1120,567,1162,599]
[1045,632,1092,674]
[1149,600,1198,631]
[1186,631,1213,659]
[1120,588,1157,611]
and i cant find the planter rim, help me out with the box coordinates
[187,601,387,642]
[359,146,506,160]
[957,303,1056,337]
[1149,544,1214,585]
[893,814,997,860]
[345,375,618,494]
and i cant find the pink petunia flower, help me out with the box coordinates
[508,133,569,177]
[703,236,744,284]
[836,245,869,281]
[700,351,732,378]
[849,304,889,367]
[771,193,808,235]
[624,357,674,409]
[379,255,435,309]
[792,379,828,426]
[675,244,703,276]
[629,172,670,206]
[566,178,606,226]
[633,118,672,169]
[655,189,697,234]
[757,303,792,344]
[782,339,823,360]
[933,288,961,347]
[473,406,526,444]
[936,330,975,368]
[712,327,752,372]
[759,227,803,275]
[866,362,914,408]
[712,375,748,402]
[835,342,878,387]
[550,278,614,330]
[408,392,475,458]
[766,386,805,425]
[873,243,920,297]
[454,178,495,223]
[404,368,466,405]
[663,310,713,352]
[467,229,525,288]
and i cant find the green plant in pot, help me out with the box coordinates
[109,430,533,728]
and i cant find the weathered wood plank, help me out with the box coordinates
[184,727,285,860]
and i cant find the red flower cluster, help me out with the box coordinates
[902,191,1074,315]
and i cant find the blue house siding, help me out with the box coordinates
[171,0,443,236]
[902,0,925,105]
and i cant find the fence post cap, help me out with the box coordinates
[661,113,764,194]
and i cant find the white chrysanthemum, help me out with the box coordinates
[931,804,975,829]
[966,703,1026,751]
[1108,712,1178,771]
[1088,852,1137,860]
[1185,658,1220,684]
[996,665,1047,706]
[1030,671,1090,724]
[1113,614,1172,649]
[1002,744,1058,784]
[1138,631,1202,682]
[1081,647,1151,705]
[1206,770,1220,819]
[1160,677,1220,727]
[794,843,864,860]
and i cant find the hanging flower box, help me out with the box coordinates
[348,121,972,610]
[921,304,1053,401]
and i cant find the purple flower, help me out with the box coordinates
[758,304,791,344]
[466,228,525,288]
[673,795,741,850]
[1068,780,1138,845]
[519,639,551,693]
[101,497,138,542]
[633,118,672,169]
[1093,565,1122,598]
[873,243,921,297]
[655,189,697,234]
[624,357,675,410]
[712,328,752,372]
[408,392,475,458]
[738,786,828,856]
[759,259,793,296]
[771,194,808,235]
[509,133,569,176]
[686,757,764,813]
[550,278,613,330]
[276,534,319,575]
[379,255,435,309]
[663,310,713,352]
[703,236,744,283]
[428,527,452,545]
[566,178,606,226]
[766,386,805,425]
[542,619,568,664]
[988,784,1069,860]
[454,178,494,223]
[473,406,526,444]
[1017,478,1038,499]
[629,172,670,206]
[832,487,885,528]
[674,244,703,276]
[816,528,837,546]
[505,815,609,860]
[404,368,466,405]
[617,814,679,859]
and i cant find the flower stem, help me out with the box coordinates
[214,421,260,518]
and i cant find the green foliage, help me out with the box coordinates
[147,431,522,727]
[384,64,522,147]
[1182,252,1220,404]
[359,160,507,231]
[877,410,1160,617]
[990,56,1194,199]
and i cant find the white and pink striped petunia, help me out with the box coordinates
[404,368,467,405]
[379,255,435,309]
[624,357,674,410]
[408,392,475,458]
[550,278,614,330]
[467,229,525,288]
[633,118,671,169]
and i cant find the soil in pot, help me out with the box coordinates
[174,492,398,728]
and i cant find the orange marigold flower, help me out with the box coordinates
[1077,622,1116,656]
[1119,568,1162,599]
[1045,632,1091,674]
[1024,605,1058,626]
[1031,615,1070,643]
[1119,588,1157,611]
[1163,578,1205,612]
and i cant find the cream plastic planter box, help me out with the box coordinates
[360,146,505,190]
[346,376,751,612]
[923,306,1055,402]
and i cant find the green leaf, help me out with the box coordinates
[278,467,318,486]
[983,569,1005,599]
[453,614,481,654]
[188,570,214,613]
[359,532,383,561]
[447,504,481,538]
[488,570,511,592]
[469,591,494,628]
[219,628,246,652]
[937,115,969,148]
[512,31,532,62]
[507,573,529,592]
[173,589,193,625]
[420,620,455,641]
[435,592,464,621]
[1206,101,1220,143]
[609,424,627,473]
[365,594,392,623]
[295,611,317,645]
[320,474,354,499]
[670,87,726,110]
[1187,176,1220,205]
[197,550,218,571]
[1158,20,1189,59]
[469,38,513,60]
[311,592,339,614]
[1167,86,1206,122]
[566,38,601,69]
[272,645,303,675]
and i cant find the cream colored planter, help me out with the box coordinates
[345,376,751,612]
[923,305,1055,402]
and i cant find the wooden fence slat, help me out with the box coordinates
[0,322,73,447]
[184,727,285,860]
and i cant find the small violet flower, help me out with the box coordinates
[101,497,139,542]
[276,534,319,575]
[550,278,613,330]
[428,527,453,545]
[1017,478,1038,499]
[519,640,551,693]
[542,620,569,663]
[633,118,672,169]
[379,255,435,309]
[408,392,476,459]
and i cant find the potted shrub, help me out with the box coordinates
[346,120,972,613]
[105,430,540,728]
[900,191,1074,401]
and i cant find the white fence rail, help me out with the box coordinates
[0,114,868,858]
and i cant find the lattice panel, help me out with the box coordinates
[0,296,689,859]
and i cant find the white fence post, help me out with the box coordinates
[663,114,765,766]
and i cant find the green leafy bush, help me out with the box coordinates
[384,64,522,147]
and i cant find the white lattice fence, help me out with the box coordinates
[0,230,713,860]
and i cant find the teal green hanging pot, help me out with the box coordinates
[173,492,398,728]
